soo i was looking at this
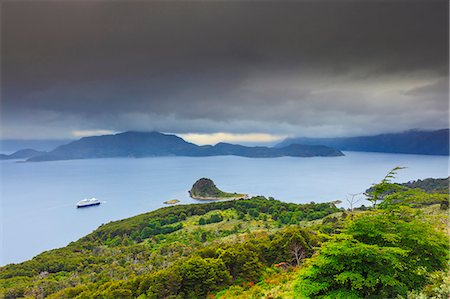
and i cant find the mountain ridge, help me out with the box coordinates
[0,149,47,160]
[26,131,344,161]
[276,129,449,155]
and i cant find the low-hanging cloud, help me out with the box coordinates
[1,1,448,140]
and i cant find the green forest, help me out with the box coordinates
[1,172,448,299]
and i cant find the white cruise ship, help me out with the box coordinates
[77,198,101,208]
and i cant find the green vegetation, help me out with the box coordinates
[295,208,448,298]
[219,174,449,299]
[0,197,337,298]
[189,178,247,200]
[199,213,223,225]
[364,166,405,208]
[398,177,449,194]
[294,171,449,299]
[1,172,448,299]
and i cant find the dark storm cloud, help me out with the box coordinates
[1,0,448,139]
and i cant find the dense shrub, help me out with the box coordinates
[198,213,223,225]
[295,209,449,298]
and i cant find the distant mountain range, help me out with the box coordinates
[276,129,449,156]
[3,129,446,162]
[0,139,72,153]
[8,131,343,162]
[0,149,46,160]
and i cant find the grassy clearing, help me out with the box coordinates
[215,267,300,299]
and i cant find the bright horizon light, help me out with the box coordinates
[178,132,287,145]
[71,130,117,138]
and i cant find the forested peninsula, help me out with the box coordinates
[1,175,448,299]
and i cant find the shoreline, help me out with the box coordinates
[190,194,249,201]
[164,199,180,204]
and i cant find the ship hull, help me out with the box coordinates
[77,202,101,208]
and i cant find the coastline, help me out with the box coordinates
[164,199,180,204]
[190,194,249,201]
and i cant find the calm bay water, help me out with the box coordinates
[1,152,448,265]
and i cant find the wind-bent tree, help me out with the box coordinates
[365,166,405,208]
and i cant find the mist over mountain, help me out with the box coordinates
[277,129,449,155]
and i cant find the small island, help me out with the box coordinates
[163,199,180,205]
[189,178,248,200]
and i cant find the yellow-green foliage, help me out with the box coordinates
[0,197,337,298]
[2,175,448,299]
[216,267,299,299]
[294,176,450,299]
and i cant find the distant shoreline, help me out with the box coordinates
[190,194,249,201]
[164,199,180,204]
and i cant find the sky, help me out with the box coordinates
[1,0,449,145]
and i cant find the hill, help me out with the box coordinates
[189,178,247,200]
[398,177,449,194]
[0,149,46,160]
[276,129,449,155]
[0,139,72,153]
[0,175,448,298]
[0,197,339,298]
[26,131,344,161]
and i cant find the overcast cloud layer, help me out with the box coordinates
[1,0,448,141]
